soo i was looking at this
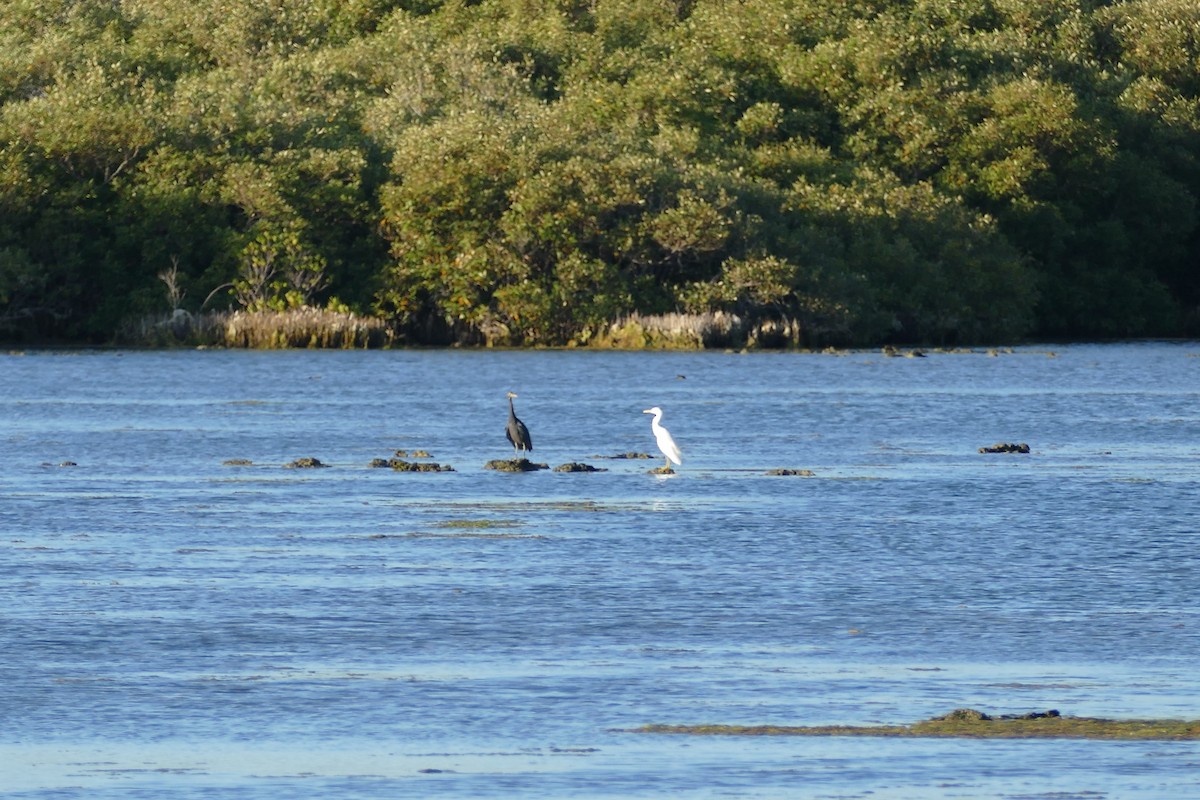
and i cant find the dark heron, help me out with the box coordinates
[643,406,682,469]
[505,391,532,456]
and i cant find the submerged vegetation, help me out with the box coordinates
[2,0,1199,347]
[636,709,1200,739]
[435,519,520,529]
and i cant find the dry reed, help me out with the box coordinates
[593,311,806,349]
[124,308,812,350]
[125,307,393,349]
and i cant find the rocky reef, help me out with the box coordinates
[634,709,1200,739]
[485,458,549,472]
[553,462,607,472]
[284,457,328,468]
[979,442,1031,454]
[369,457,454,472]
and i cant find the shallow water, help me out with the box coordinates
[2,343,1199,798]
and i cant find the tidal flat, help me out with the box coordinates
[636,709,1200,740]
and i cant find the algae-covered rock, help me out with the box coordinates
[934,708,993,722]
[979,442,1031,454]
[390,459,453,472]
[648,465,676,475]
[999,710,1060,720]
[223,458,254,466]
[634,708,1200,740]
[485,458,549,472]
[766,468,815,476]
[553,462,608,472]
[285,457,328,468]
[371,457,452,471]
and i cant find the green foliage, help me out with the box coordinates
[1,0,1198,344]
[233,220,329,310]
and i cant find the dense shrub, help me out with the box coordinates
[1,0,1197,345]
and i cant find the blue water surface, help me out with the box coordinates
[1,343,1199,798]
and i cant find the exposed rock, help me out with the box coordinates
[883,345,926,358]
[223,458,253,466]
[553,462,608,472]
[934,708,992,722]
[284,457,328,468]
[631,708,1197,739]
[648,466,676,475]
[979,442,1031,454]
[371,457,452,471]
[485,458,549,472]
[394,449,433,458]
[999,710,1060,720]
[594,452,653,460]
[766,468,816,476]
[389,459,454,472]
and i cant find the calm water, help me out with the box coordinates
[2,344,1199,799]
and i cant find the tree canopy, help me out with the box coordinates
[2,0,1197,345]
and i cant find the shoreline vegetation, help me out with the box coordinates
[634,709,1200,740]
[116,306,1092,351]
[2,1,1199,349]
[125,307,394,349]
[121,307,815,349]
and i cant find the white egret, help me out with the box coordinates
[642,406,682,470]
[505,391,532,457]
